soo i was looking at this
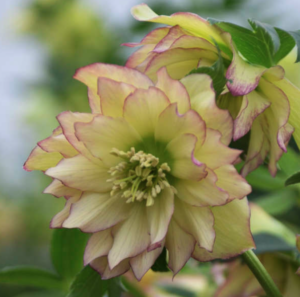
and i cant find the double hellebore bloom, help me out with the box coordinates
[125,4,300,176]
[24,63,254,279]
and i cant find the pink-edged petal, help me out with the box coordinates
[108,203,150,269]
[38,133,78,158]
[214,165,251,200]
[24,146,62,172]
[98,78,136,117]
[175,168,229,207]
[74,63,153,113]
[91,257,130,280]
[146,188,174,250]
[173,199,215,251]
[84,229,113,265]
[123,87,170,139]
[155,67,190,114]
[193,198,255,262]
[145,48,218,81]
[75,115,142,166]
[165,219,195,275]
[131,4,227,48]
[233,90,271,141]
[43,179,81,199]
[181,74,233,145]
[130,243,164,281]
[46,154,111,193]
[57,111,101,164]
[273,78,300,149]
[166,133,207,181]
[263,65,285,81]
[63,192,132,232]
[50,195,81,228]
[195,129,241,169]
[87,88,101,114]
[155,103,206,146]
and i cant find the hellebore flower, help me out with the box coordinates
[24,63,254,280]
[125,4,300,176]
[214,204,300,297]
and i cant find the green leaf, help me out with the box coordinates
[288,31,300,62]
[122,277,147,297]
[253,233,296,255]
[51,229,89,280]
[158,285,197,297]
[188,44,227,96]
[14,292,64,297]
[0,266,65,291]
[273,28,296,64]
[107,278,124,297]
[285,171,300,186]
[67,265,107,297]
[151,248,169,272]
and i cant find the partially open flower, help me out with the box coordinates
[126,4,300,176]
[24,63,254,280]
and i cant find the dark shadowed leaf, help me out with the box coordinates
[285,171,300,186]
[51,228,89,280]
[151,248,169,272]
[0,266,65,291]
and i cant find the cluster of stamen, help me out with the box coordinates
[107,147,176,206]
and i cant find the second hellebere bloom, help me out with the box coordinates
[24,63,254,280]
[125,4,300,177]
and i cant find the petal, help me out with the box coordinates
[233,90,271,141]
[146,188,174,249]
[50,196,80,228]
[173,199,215,251]
[84,229,113,265]
[130,244,164,281]
[24,146,62,172]
[165,219,195,275]
[273,78,300,149]
[57,111,100,164]
[91,257,130,280]
[155,67,190,114]
[74,115,142,166]
[193,198,255,261]
[181,74,233,145]
[175,168,229,207]
[46,154,111,193]
[194,129,241,169]
[144,48,218,81]
[123,87,170,139]
[155,103,206,146]
[43,179,81,199]
[38,133,78,158]
[166,133,207,181]
[131,4,227,48]
[73,63,153,113]
[98,78,136,117]
[214,165,252,200]
[63,192,131,233]
[108,203,150,269]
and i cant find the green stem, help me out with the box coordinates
[241,250,282,297]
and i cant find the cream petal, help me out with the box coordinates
[175,168,229,207]
[155,67,190,114]
[91,257,130,280]
[43,179,81,199]
[165,219,195,275]
[166,133,207,181]
[63,192,132,233]
[173,199,215,251]
[181,74,233,145]
[84,229,113,265]
[108,203,150,269]
[193,198,255,261]
[46,154,111,193]
[123,87,170,139]
[146,188,174,249]
[130,243,164,280]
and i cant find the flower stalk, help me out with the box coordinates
[241,250,283,297]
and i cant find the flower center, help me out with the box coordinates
[107,147,175,206]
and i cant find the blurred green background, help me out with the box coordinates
[1,0,300,296]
